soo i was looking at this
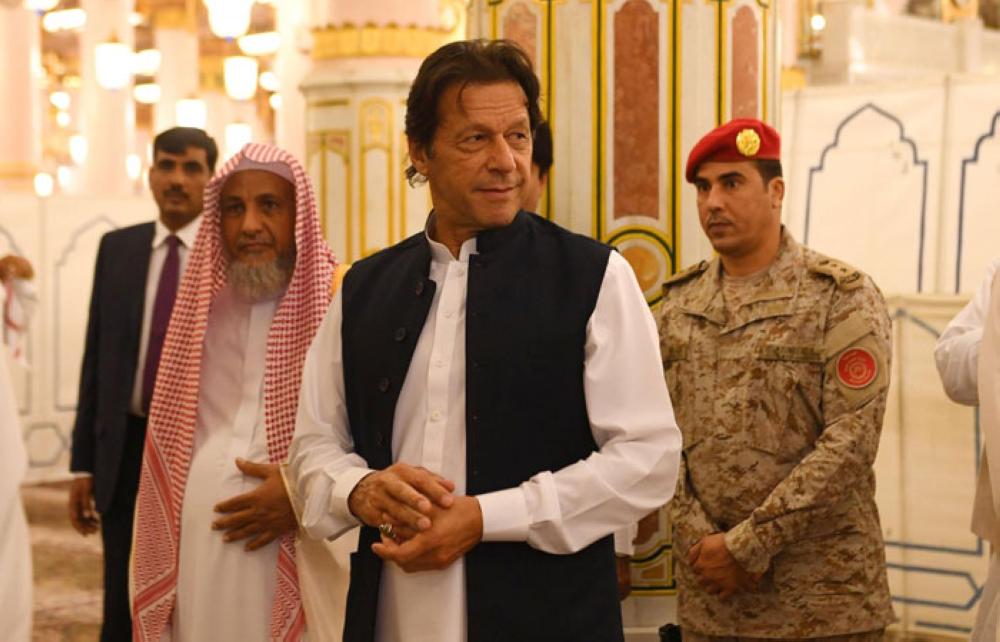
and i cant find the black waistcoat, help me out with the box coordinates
[340,212,623,642]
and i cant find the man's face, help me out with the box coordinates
[148,146,211,231]
[521,164,547,213]
[409,81,532,237]
[219,169,296,266]
[693,161,784,258]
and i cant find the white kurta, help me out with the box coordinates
[0,279,35,642]
[166,286,282,642]
[288,236,681,642]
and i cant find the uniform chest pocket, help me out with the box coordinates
[739,343,823,456]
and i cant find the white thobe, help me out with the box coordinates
[937,258,1000,642]
[935,257,1000,405]
[166,286,284,642]
[0,278,35,642]
[288,235,681,642]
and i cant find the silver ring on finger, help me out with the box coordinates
[378,522,397,540]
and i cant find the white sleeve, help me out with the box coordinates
[935,259,1000,406]
[287,289,374,540]
[476,251,682,553]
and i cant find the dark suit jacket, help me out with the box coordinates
[70,222,154,514]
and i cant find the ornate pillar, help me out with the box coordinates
[150,0,199,135]
[469,0,780,627]
[0,2,42,191]
[80,0,136,195]
[302,0,464,263]
[274,0,312,161]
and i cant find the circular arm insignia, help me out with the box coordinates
[836,347,878,389]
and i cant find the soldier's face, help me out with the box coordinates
[693,161,784,258]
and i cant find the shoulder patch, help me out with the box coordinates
[663,260,709,290]
[806,253,865,291]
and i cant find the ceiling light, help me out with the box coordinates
[204,0,254,39]
[238,31,281,56]
[258,70,279,92]
[133,83,161,104]
[224,55,258,101]
[34,172,55,198]
[69,134,88,164]
[24,0,59,12]
[176,98,207,128]
[95,36,133,90]
[132,49,162,76]
[41,8,86,33]
[49,90,71,111]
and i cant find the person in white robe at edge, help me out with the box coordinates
[0,254,36,642]
[287,38,682,642]
[935,257,1000,642]
[130,144,340,642]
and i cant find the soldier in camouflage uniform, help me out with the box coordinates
[659,119,895,641]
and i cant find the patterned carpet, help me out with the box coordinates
[23,482,103,642]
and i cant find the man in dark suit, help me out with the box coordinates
[68,127,217,641]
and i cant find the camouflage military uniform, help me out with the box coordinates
[659,230,895,638]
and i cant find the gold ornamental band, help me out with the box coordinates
[311,24,456,61]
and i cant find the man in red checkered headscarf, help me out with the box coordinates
[131,143,336,642]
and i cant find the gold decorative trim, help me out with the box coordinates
[198,55,226,93]
[359,98,394,254]
[311,23,456,60]
[308,130,352,259]
[307,99,351,109]
[152,6,196,32]
[0,161,37,179]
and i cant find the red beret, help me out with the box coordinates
[685,118,781,183]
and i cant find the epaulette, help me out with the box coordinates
[806,253,865,291]
[662,260,709,290]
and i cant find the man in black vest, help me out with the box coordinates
[287,39,681,642]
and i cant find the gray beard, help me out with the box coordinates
[227,253,295,302]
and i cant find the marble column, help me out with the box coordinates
[301,0,464,263]
[80,0,136,196]
[151,1,199,135]
[274,0,310,161]
[468,0,780,629]
[0,2,42,191]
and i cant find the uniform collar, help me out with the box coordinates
[681,228,804,332]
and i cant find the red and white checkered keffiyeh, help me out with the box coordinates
[132,143,336,642]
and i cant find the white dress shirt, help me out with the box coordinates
[130,215,201,416]
[935,258,1000,406]
[288,234,681,642]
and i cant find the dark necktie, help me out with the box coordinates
[141,235,180,414]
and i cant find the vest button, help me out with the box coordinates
[414,280,425,296]
[375,432,385,447]
[377,377,390,392]
[394,327,407,342]
[471,414,479,422]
